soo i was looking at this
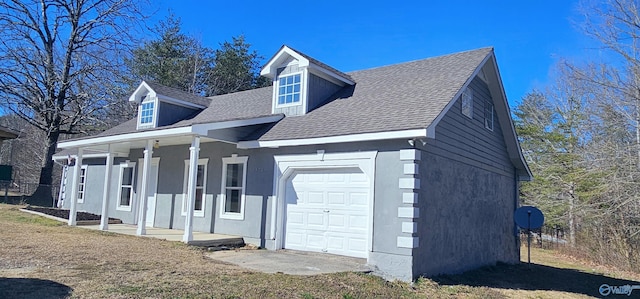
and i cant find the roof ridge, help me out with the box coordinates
[346,47,494,74]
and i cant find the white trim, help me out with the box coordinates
[308,62,354,86]
[58,115,284,150]
[261,46,310,77]
[181,158,209,218]
[220,155,248,220]
[137,156,160,227]
[274,71,303,109]
[116,161,136,212]
[301,68,309,114]
[461,87,473,119]
[53,152,128,161]
[397,236,419,248]
[238,129,427,149]
[76,165,88,203]
[399,149,421,161]
[402,192,418,204]
[156,94,207,110]
[272,151,377,260]
[402,222,418,233]
[398,207,419,218]
[129,81,206,109]
[137,97,158,130]
[484,100,494,131]
[58,127,193,148]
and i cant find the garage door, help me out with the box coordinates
[284,167,370,258]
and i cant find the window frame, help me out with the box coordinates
[76,165,88,203]
[461,87,473,119]
[484,100,494,131]
[116,161,136,211]
[181,158,209,218]
[220,155,248,220]
[275,72,303,108]
[137,95,157,129]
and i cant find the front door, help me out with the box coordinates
[137,157,160,227]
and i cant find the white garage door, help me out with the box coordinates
[284,167,370,258]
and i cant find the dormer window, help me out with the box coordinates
[140,101,154,124]
[138,95,156,129]
[277,73,301,106]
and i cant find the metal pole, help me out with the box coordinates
[527,210,531,267]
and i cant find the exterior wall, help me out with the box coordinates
[412,75,519,277]
[274,64,304,116]
[307,73,341,112]
[157,102,198,127]
[62,156,141,224]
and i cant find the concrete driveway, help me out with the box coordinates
[206,249,372,275]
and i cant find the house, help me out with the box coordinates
[54,46,531,282]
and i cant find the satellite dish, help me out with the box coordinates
[514,206,544,230]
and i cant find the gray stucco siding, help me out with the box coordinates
[415,152,518,276]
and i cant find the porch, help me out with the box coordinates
[80,224,245,247]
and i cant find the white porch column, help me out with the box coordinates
[136,140,153,236]
[99,146,114,230]
[68,148,83,226]
[183,136,200,243]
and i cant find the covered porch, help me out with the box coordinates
[80,223,245,247]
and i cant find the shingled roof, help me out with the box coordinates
[145,81,211,107]
[257,47,492,141]
[67,47,493,143]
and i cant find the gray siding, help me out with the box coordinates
[412,75,519,277]
[62,138,407,257]
[307,73,341,112]
[157,102,199,127]
[274,64,303,116]
[430,77,513,177]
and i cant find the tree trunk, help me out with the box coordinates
[28,130,60,207]
[568,181,576,246]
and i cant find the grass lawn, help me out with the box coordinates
[1,203,638,298]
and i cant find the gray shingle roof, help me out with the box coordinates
[285,45,355,83]
[66,47,492,143]
[257,47,492,141]
[145,81,211,107]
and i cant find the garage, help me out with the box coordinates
[283,167,370,258]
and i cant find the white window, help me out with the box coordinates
[182,159,208,217]
[117,162,136,211]
[220,155,248,220]
[461,87,473,119]
[277,73,301,106]
[138,95,156,128]
[484,100,494,131]
[77,165,87,203]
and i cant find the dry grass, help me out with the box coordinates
[1,203,639,298]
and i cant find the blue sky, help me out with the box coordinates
[152,0,592,106]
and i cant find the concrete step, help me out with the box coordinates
[188,237,245,248]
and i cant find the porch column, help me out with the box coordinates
[68,148,83,226]
[99,146,114,230]
[183,136,200,243]
[136,140,153,236]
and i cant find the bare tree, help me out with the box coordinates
[0,0,146,201]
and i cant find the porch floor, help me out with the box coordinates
[80,224,244,247]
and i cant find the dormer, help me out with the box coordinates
[261,46,355,116]
[129,81,210,130]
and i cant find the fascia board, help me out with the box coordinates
[237,129,427,149]
[57,127,194,149]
